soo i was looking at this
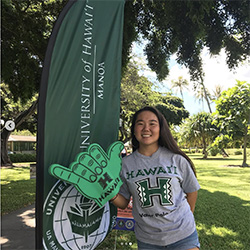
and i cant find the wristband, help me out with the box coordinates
[110,194,119,202]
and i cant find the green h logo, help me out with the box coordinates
[98,172,113,189]
[136,178,173,208]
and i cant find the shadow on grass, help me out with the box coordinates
[195,189,250,250]
[1,179,36,215]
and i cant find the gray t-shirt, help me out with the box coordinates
[119,147,200,246]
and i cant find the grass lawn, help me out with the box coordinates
[1,154,249,249]
[1,163,36,215]
[192,155,250,250]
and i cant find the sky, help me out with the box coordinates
[132,43,250,115]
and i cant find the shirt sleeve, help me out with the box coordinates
[118,173,131,200]
[178,156,200,193]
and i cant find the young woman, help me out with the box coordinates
[111,106,200,250]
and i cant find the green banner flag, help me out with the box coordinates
[36,0,125,249]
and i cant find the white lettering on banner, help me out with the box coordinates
[79,3,107,150]
[80,4,93,150]
[82,4,93,56]
[80,60,91,149]
[45,183,67,216]
[46,230,52,241]
[97,62,105,100]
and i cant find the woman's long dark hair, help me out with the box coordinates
[131,106,197,176]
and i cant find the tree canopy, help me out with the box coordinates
[213,81,250,166]
[127,0,250,82]
[1,0,66,102]
[155,95,189,126]
[180,112,218,158]
[0,83,37,133]
[2,0,250,102]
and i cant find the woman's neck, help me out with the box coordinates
[138,145,159,157]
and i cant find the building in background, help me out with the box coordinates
[8,135,36,154]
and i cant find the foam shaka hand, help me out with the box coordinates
[49,141,124,207]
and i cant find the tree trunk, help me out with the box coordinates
[200,81,230,158]
[201,81,212,113]
[202,137,208,159]
[1,129,12,165]
[242,126,249,167]
[1,99,38,166]
[221,148,229,157]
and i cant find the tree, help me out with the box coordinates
[1,83,38,133]
[213,81,250,167]
[128,1,250,82]
[209,134,231,157]
[1,0,66,164]
[1,0,66,102]
[211,84,224,101]
[188,112,218,158]
[2,0,249,164]
[126,0,250,113]
[194,83,212,112]
[171,76,189,99]
[156,95,189,126]
[178,118,198,151]
[2,0,250,101]
[1,83,38,164]
[200,81,213,113]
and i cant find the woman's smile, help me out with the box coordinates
[134,111,160,154]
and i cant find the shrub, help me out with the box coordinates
[208,146,220,156]
[9,153,36,163]
[234,150,242,155]
[182,149,190,154]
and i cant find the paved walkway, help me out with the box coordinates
[1,204,35,249]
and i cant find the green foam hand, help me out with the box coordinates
[49,141,124,207]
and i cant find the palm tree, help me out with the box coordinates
[189,112,218,159]
[194,83,212,113]
[171,76,189,99]
[194,85,206,110]
[211,84,224,101]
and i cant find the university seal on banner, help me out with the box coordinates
[43,181,116,250]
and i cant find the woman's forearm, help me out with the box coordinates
[110,193,130,209]
[186,191,198,213]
